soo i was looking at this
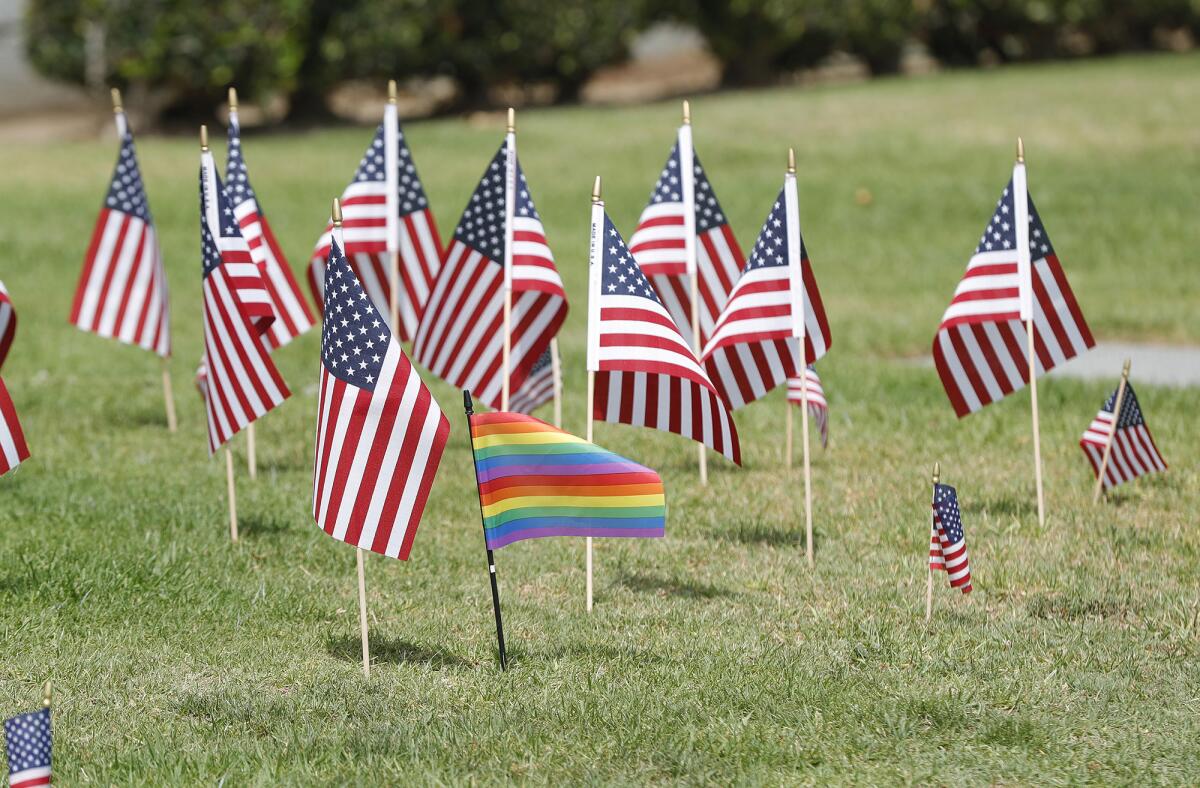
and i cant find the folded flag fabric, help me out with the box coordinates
[787,365,828,449]
[70,109,171,357]
[468,411,666,550]
[930,483,972,594]
[933,172,1093,417]
[1080,381,1166,489]
[312,230,449,560]
[4,706,51,788]
[0,280,14,371]
[508,346,555,415]
[0,376,29,477]
[308,111,442,341]
[226,106,314,350]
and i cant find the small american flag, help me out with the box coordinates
[227,108,315,350]
[933,174,1094,417]
[588,208,739,463]
[308,110,442,342]
[702,181,831,408]
[413,141,567,410]
[4,706,51,788]
[70,111,171,357]
[312,230,450,559]
[0,280,15,371]
[509,346,555,415]
[1080,381,1167,489]
[930,483,972,594]
[0,376,29,476]
[199,148,290,454]
[787,366,828,449]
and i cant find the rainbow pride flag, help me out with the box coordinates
[468,412,666,549]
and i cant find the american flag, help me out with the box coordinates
[227,107,315,349]
[702,181,831,408]
[933,175,1094,417]
[70,112,170,357]
[312,231,450,559]
[0,280,14,371]
[787,366,828,449]
[199,148,290,454]
[0,376,29,477]
[930,482,972,594]
[588,208,740,463]
[1080,381,1167,489]
[509,346,555,415]
[4,706,51,788]
[308,111,442,342]
[413,141,567,410]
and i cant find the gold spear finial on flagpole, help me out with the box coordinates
[332,197,343,226]
[228,86,238,112]
[42,680,52,708]
[592,176,602,204]
[788,147,796,175]
[1016,136,1025,163]
[387,79,397,104]
[507,107,515,134]
[682,99,691,125]
[933,461,940,485]
[1122,358,1132,378]
[110,87,122,113]
[200,124,208,151]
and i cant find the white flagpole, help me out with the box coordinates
[585,176,604,612]
[550,337,563,428]
[1013,137,1045,526]
[384,80,401,337]
[1093,359,1132,503]
[679,100,707,486]
[784,149,814,566]
[501,108,517,412]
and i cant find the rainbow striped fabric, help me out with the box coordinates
[469,412,666,549]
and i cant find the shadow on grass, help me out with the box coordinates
[325,635,470,670]
[973,495,1038,519]
[725,522,816,549]
[523,641,670,666]
[237,514,294,538]
[1026,592,1139,622]
[616,571,734,600]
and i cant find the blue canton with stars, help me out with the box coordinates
[4,707,51,777]
[453,143,541,263]
[744,187,807,272]
[974,179,1055,258]
[1104,383,1147,428]
[225,116,257,207]
[106,128,151,223]
[198,165,242,279]
[646,142,727,231]
[353,123,430,217]
[321,239,390,392]
[601,214,662,303]
[932,483,965,543]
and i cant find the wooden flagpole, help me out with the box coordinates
[550,337,563,428]
[584,175,603,613]
[464,390,508,669]
[356,547,371,678]
[1015,138,1045,527]
[680,100,707,486]
[1093,359,1132,503]
[227,88,255,474]
[785,396,793,468]
[501,108,516,411]
[386,80,402,337]
[43,679,52,709]
[225,445,238,542]
[787,149,815,567]
[926,462,939,622]
[800,356,814,568]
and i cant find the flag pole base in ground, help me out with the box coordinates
[800,368,813,568]
[464,390,509,670]
[161,359,177,432]
[246,423,257,480]
[1026,318,1045,526]
[356,547,370,678]
[225,446,238,542]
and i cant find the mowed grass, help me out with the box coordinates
[2,53,1199,784]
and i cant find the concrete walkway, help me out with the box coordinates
[1049,342,1200,387]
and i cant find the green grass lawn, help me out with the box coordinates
[2,53,1199,784]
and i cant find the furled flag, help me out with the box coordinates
[198,145,290,454]
[930,483,972,593]
[70,109,170,356]
[413,142,567,409]
[508,346,555,415]
[588,207,740,463]
[787,366,829,449]
[312,229,450,559]
[4,705,51,788]
[702,172,831,408]
[308,110,442,341]
[933,174,1094,417]
[227,102,315,349]
[468,411,665,549]
[0,280,14,371]
[0,377,29,477]
[1080,381,1166,490]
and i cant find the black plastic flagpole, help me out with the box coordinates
[464,390,508,670]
